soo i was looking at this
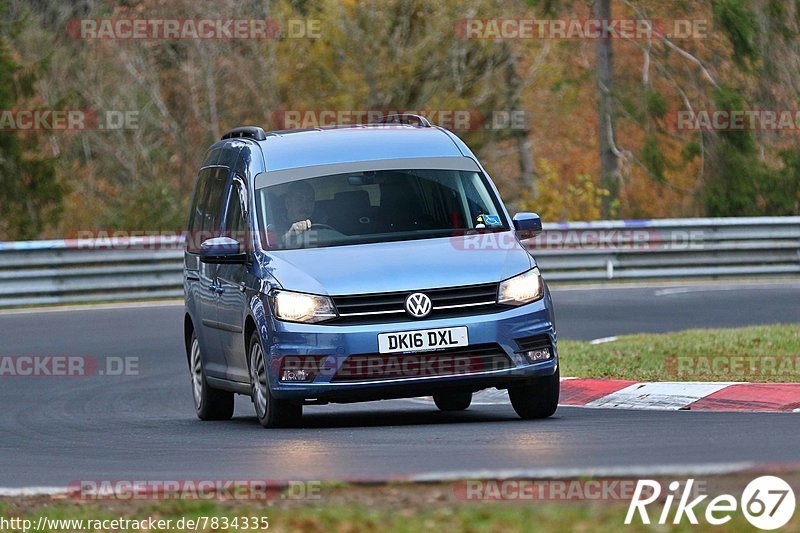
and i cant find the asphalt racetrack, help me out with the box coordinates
[1,281,798,488]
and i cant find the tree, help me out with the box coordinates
[593,0,620,218]
[0,11,63,240]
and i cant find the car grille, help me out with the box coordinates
[330,343,513,382]
[330,282,500,325]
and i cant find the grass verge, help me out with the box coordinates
[559,323,800,382]
[2,477,799,532]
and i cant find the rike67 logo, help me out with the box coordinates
[626,476,795,530]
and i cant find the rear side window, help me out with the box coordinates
[200,168,227,234]
[187,171,208,233]
[187,167,228,252]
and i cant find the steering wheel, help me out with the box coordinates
[309,223,337,232]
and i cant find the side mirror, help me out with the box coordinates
[200,237,247,264]
[512,212,542,236]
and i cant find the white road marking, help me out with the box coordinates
[0,300,182,316]
[409,462,756,482]
[551,279,800,292]
[589,336,618,345]
[0,463,759,495]
[410,379,765,409]
[407,390,509,406]
[654,283,800,296]
[587,382,735,410]
[0,487,68,496]
[468,390,509,405]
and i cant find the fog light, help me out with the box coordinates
[523,347,552,363]
[281,369,312,382]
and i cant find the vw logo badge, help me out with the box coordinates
[405,292,432,318]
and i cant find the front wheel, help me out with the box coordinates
[189,332,234,421]
[433,392,472,411]
[249,331,302,428]
[508,368,560,419]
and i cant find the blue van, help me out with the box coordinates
[184,116,558,427]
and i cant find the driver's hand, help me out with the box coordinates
[289,219,312,233]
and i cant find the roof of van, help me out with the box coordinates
[256,125,469,172]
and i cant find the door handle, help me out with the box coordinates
[207,282,224,295]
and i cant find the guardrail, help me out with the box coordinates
[531,216,800,282]
[0,217,798,308]
[0,236,185,308]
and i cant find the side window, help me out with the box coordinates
[224,180,247,235]
[200,168,227,236]
[186,167,231,253]
[187,170,209,233]
[187,169,212,253]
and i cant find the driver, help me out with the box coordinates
[283,181,316,240]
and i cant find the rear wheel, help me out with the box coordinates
[508,368,560,419]
[189,332,234,420]
[433,391,472,411]
[249,331,302,428]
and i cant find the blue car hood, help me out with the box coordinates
[265,233,534,296]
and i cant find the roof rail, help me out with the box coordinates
[374,113,432,128]
[221,126,267,141]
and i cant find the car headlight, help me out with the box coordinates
[497,268,544,306]
[269,290,337,323]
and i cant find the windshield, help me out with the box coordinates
[256,169,508,249]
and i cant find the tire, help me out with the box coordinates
[189,331,234,421]
[433,391,472,411]
[508,367,560,419]
[248,331,303,428]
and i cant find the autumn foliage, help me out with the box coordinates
[0,0,798,240]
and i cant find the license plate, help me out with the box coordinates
[378,326,468,354]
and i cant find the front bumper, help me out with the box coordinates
[265,297,557,401]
